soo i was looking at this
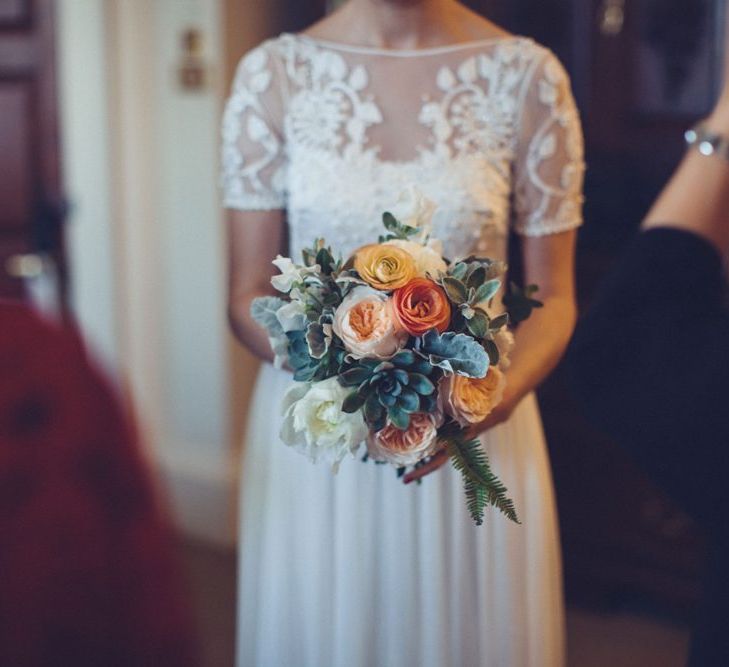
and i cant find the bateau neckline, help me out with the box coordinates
[287,32,527,57]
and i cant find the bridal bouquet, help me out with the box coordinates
[251,188,541,525]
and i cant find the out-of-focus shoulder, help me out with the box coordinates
[519,40,571,80]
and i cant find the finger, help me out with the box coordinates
[403,450,449,484]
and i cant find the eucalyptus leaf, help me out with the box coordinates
[466,265,486,289]
[417,330,489,378]
[449,262,469,281]
[473,279,501,304]
[383,211,399,231]
[489,313,509,331]
[466,310,489,338]
[442,277,469,305]
[315,247,335,274]
[250,296,287,337]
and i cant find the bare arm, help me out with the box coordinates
[643,104,729,251]
[405,48,583,483]
[644,16,729,253]
[227,209,286,363]
[492,230,578,419]
[404,229,578,483]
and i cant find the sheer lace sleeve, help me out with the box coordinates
[512,49,585,237]
[221,42,287,211]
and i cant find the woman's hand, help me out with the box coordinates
[403,230,578,485]
[402,390,517,485]
[227,209,286,362]
[644,9,729,250]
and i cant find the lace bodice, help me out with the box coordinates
[222,33,585,261]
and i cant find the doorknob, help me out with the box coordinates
[5,253,46,279]
[599,0,626,36]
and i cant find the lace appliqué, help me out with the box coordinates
[282,45,383,158]
[221,35,585,255]
[221,46,286,210]
[514,55,585,236]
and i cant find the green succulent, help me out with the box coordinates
[339,350,438,431]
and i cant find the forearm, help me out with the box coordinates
[504,295,577,407]
[228,286,276,364]
[644,101,729,254]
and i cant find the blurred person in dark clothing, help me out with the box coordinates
[568,15,729,667]
[0,302,198,667]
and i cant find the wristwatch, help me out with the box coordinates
[685,124,729,162]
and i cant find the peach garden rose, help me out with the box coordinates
[439,367,506,427]
[367,412,442,466]
[332,286,407,359]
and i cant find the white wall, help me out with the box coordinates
[58,0,237,547]
[57,0,118,371]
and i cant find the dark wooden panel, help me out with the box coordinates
[0,0,64,305]
[0,82,33,232]
[0,0,30,28]
[0,35,34,70]
[274,0,327,33]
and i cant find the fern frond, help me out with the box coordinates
[446,436,520,525]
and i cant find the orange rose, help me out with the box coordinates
[367,412,442,466]
[353,244,417,291]
[392,278,452,336]
[439,367,506,427]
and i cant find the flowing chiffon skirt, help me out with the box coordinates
[236,363,565,667]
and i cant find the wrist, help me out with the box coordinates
[706,99,729,135]
[499,380,522,415]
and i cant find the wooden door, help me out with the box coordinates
[0,0,65,302]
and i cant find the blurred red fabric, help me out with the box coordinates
[0,302,199,666]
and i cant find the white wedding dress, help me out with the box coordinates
[222,32,584,667]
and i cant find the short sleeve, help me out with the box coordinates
[513,49,585,237]
[221,42,287,211]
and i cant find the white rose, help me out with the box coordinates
[384,239,448,278]
[280,378,368,469]
[271,255,320,293]
[332,286,407,359]
[389,185,437,242]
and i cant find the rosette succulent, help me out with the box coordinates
[339,350,438,431]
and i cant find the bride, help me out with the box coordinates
[223,1,584,665]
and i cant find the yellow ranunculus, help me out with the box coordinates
[353,244,417,291]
